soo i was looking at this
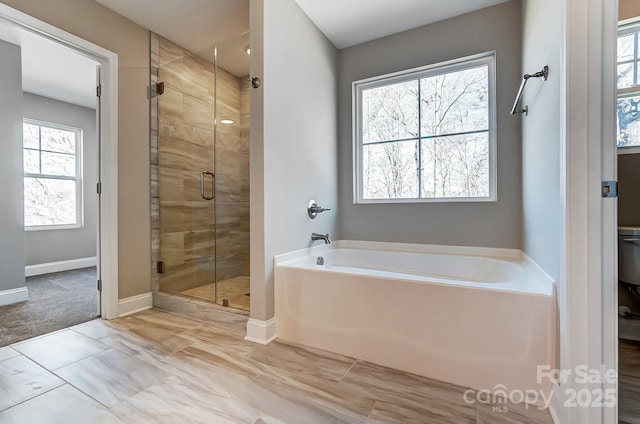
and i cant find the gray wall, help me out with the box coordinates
[0,40,25,292]
[337,1,523,248]
[22,92,98,266]
[250,0,339,320]
[521,0,562,280]
[619,154,640,226]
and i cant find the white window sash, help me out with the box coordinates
[23,119,84,229]
[352,51,497,204]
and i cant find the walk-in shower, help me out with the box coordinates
[150,32,250,312]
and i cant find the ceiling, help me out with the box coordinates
[96,0,509,51]
[95,0,251,77]
[95,0,250,54]
[0,0,511,110]
[293,0,511,49]
[0,20,98,109]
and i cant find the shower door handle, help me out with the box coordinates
[200,171,214,200]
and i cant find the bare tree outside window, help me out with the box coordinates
[356,54,494,202]
[23,121,81,228]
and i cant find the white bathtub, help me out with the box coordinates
[274,240,556,394]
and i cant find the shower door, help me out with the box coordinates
[153,34,217,300]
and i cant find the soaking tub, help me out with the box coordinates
[274,240,555,393]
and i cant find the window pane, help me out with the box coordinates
[362,80,418,143]
[24,177,77,226]
[41,126,76,154]
[363,141,418,199]
[618,63,634,89]
[23,123,40,149]
[618,34,635,62]
[618,95,640,147]
[421,133,489,198]
[421,66,488,136]
[41,151,76,176]
[24,149,40,174]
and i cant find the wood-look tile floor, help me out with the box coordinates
[0,309,553,423]
[180,276,250,311]
[620,339,640,424]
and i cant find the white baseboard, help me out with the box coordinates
[0,287,28,306]
[25,257,97,277]
[118,293,153,317]
[245,318,277,345]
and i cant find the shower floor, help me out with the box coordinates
[180,276,250,311]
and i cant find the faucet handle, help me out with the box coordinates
[312,206,331,213]
[307,199,331,219]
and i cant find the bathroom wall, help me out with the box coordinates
[521,0,562,281]
[619,154,640,225]
[620,0,640,20]
[337,1,523,249]
[23,93,98,266]
[0,39,25,298]
[0,0,151,299]
[251,0,339,320]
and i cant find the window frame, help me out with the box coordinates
[352,51,497,204]
[23,118,84,231]
[617,19,640,155]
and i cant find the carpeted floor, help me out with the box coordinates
[0,267,98,347]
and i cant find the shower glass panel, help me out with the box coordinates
[152,34,216,301]
[212,33,250,310]
[150,32,250,312]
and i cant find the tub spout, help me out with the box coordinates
[311,233,331,244]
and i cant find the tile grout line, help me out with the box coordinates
[363,400,379,423]
[0,382,66,414]
[230,369,266,398]
[338,359,359,383]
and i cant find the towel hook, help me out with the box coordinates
[510,65,549,116]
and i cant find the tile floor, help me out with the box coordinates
[0,309,553,423]
[620,339,640,424]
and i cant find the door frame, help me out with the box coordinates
[0,3,119,319]
[559,0,618,423]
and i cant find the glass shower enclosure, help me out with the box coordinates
[150,32,250,311]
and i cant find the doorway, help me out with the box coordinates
[616,14,640,424]
[0,4,119,326]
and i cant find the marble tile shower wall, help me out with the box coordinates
[150,33,249,295]
[215,69,250,281]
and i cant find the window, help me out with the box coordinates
[617,22,640,151]
[23,120,83,229]
[353,52,496,203]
